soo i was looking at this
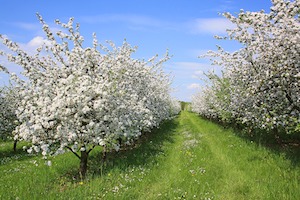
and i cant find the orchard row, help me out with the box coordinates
[0,14,180,177]
[192,0,299,134]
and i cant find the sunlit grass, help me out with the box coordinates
[0,111,299,199]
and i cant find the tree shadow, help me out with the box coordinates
[195,114,300,167]
[86,117,179,178]
[234,128,300,167]
[0,141,35,164]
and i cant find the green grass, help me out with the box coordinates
[0,111,299,199]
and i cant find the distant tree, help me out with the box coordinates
[0,85,20,150]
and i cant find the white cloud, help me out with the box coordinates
[189,18,235,34]
[188,49,212,58]
[164,60,223,101]
[165,62,204,81]
[194,70,203,75]
[27,36,51,48]
[172,62,205,69]
[191,70,204,79]
[0,36,51,81]
[165,61,220,81]
[187,83,201,90]
[19,36,51,55]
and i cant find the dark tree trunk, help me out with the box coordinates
[102,145,107,162]
[80,150,89,179]
[13,140,18,152]
[273,128,282,145]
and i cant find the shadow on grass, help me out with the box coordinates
[86,117,179,179]
[236,128,300,167]
[0,141,35,164]
[193,114,300,167]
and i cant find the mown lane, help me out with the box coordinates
[139,111,300,200]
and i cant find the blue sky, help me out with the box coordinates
[0,0,272,101]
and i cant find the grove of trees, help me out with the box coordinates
[1,0,298,179]
[192,0,300,135]
[0,14,180,178]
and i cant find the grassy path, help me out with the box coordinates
[0,111,299,199]
[182,111,300,199]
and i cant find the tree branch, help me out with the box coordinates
[87,145,96,154]
[65,146,81,160]
[284,90,300,112]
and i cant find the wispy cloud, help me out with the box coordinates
[13,22,40,31]
[19,36,51,54]
[189,18,235,35]
[81,14,163,27]
[166,61,211,92]
[10,14,234,37]
[169,62,207,70]
[0,36,50,78]
[209,0,236,13]
[79,14,177,32]
[187,83,201,90]
[165,60,222,101]
[165,61,219,80]
[10,20,67,39]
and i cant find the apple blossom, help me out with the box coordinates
[0,85,19,140]
[0,14,178,178]
[193,0,299,134]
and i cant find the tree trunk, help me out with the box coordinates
[13,140,18,152]
[80,150,89,179]
[102,145,107,162]
[273,128,282,145]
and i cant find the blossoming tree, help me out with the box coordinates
[193,0,300,134]
[0,14,178,178]
[0,85,19,142]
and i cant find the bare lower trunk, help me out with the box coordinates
[273,128,282,145]
[102,145,107,162]
[80,150,89,179]
[13,140,18,152]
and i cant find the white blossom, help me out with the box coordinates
[193,0,300,133]
[0,14,179,159]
